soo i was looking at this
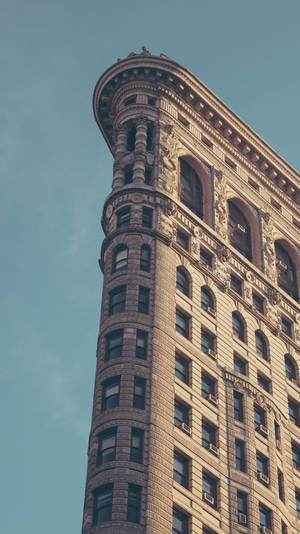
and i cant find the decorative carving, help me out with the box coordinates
[245,271,254,282]
[166,199,177,216]
[213,167,227,239]
[268,288,281,306]
[218,245,232,262]
[260,210,276,281]
[193,226,202,238]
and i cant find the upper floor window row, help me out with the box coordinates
[111,244,151,274]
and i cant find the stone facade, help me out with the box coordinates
[82,48,300,534]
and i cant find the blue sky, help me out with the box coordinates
[1,1,299,532]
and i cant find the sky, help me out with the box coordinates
[1,1,299,532]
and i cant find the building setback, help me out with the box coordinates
[82,48,300,534]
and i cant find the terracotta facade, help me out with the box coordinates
[82,49,300,534]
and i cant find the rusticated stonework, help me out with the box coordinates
[82,48,300,534]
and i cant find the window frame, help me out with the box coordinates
[93,484,114,525]
[97,427,117,465]
[102,377,120,411]
[133,377,146,409]
[140,244,151,272]
[138,285,150,314]
[176,309,190,338]
[130,427,144,463]
[136,329,148,359]
[127,484,141,524]
[142,206,153,228]
[109,285,126,315]
[117,206,131,228]
[173,450,189,488]
[105,329,123,361]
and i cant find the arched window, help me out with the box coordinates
[127,125,136,152]
[201,287,215,314]
[140,245,151,272]
[179,158,203,218]
[275,242,298,300]
[113,245,128,273]
[228,200,252,260]
[285,355,297,382]
[176,267,189,296]
[255,331,268,360]
[232,312,245,341]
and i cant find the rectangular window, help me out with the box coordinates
[176,229,189,250]
[200,249,212,268]
[201,329,216,357]
[259,504,272,530]
[234,354,247,375]
[289,398,300,427]
[127,484,141,523]
[117,206,131,227]
[142,206,153,228]
[257,373,271,393]
[173,451,189,488]
[234,390,244,422]
[235,439,246,472]
[97,428,117,465]
[253,292,264,313]
[109,285,126,315]
[172,507,189,534]
[93,484,113,524]
[130,428,143,463]
[175,353,189,384]
[138,286,150,314]
[274,421,280,442]
[278,469,284,501]
[133,377,146,409]
[105,330,123,360]
[140,245,151,271]
[202,471,218,508]
[202,420,217,449]
[256,452,269,484]
[282,316,292,337]
[201,372,217,402]
[136,330,148,359]
[174,400,189,427]
[230,274,242,295]
[254,405,267,432]
[176,309,190,338]
[237,491,248,525]
[102,377,120,410]
[292,442,300,469]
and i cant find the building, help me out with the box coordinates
[82,48,300,534]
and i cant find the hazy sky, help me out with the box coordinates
[1,1,299,532]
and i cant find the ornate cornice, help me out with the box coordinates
[93,49,299,206]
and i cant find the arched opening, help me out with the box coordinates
[112,245,128,273]
[275,241,298,301]
[232,312,245,342]
[127,125,136,152]
[178,158,203,218]
[201,286,215,315]
[255,331,268,361]
[228,200,252,260]
[285,354,297,383]
[176,267,190,297]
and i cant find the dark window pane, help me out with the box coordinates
[140,245,151,271]
[235,440,246,471]
[173,451,189,488]
[93,484,113,524]
[138,286,150,314]
[234,355,247,375]
[228,200,252,260]
[102,377,120,410]
[296,491,300,518]
[285,355,296,381]
[177,230,189,250]
[172,508,189,534]
[130,428,143,463]
[275,241,298,300]
[255,331,268,360]
[127,484,141,523]
[175,354,189,384]
[254,406,266,430]
[179,159,203,218]
[97,428,117,465]
[176,268,189,296]
[292,442,300,469]
[201,287,214,312]
[201,330,215,354]
[234,391,244,422]
[253,293,264,313]
[201,373,216,399]
[232,312,244,341]
[202,421,216,449]
[176,310,189,338]
[133,377,146,409]
[259,504,272,529]
[257,373,270,392]
[106,330,123,360]
[113,245,128,272]
[142,207,153,228]
[200,249,212,268]
[109,286,126,315]
[174,400,189,427]
[202,472,217,508]
[117,206,131,227]
[282,317,292,337]
[127,126,136,152]
[289,398,300,426]
[230,274,242,295]
[136,330,148,359]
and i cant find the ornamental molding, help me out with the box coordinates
[94,54,299,208]
[224,369,288,425]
